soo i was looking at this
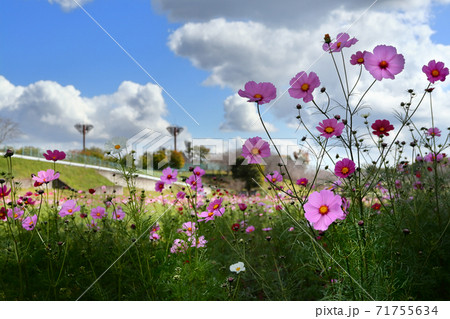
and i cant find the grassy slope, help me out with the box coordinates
[0,157,114,190]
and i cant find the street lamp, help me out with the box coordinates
[166,126,184,151]
[74,124,94,152]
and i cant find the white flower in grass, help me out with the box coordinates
[230,262,245,274]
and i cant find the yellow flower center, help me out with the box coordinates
[68,209,72,213]
[379,60,388,69]
[319,205,329,215]
[251,147,260,155]
[236,267,241,272]
[301,83,310,91]
[379,127,385,131]
[341,167,349,174]
[325,127,334,134]
[254,94,262,100]
[188,227,192,231]
[213,204,219,210]
[336,42,342,48]
[357,57,364,63]
[208,212,214,217]
[167,174,172,179]
[14,213,18,218]
[29,221,34,225]
[114,144,121,149]
[96,213,101,216]
[431,69,440,77]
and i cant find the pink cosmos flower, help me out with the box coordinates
[91,206,107,219]
[87,220,100,231]
[422,60,449,83]
[0,185,11,198]
[182,221,197,237]
[170,239,188,254]
[112,206,125,220]
[322,33,358,52]
[241,136,271,164]
[7,207,24,220]
[208,198,224,212]
[59,199,81,217]
[334,158,356,179]
[22,214,38,231]
[149,232,160,241]
[188,235,208,248]
[155,181,165,192]
[426,127,441,137]
[238,81,277,105]
[32,169,60,184]
[304,189,345,231]
[43,150,66,162]
[186,175,202,190]
[193,167,205,178]
[364,45,405,80]
[265,170,283,184]
[316,118,345,138]
[288,71,321,103]
[262,227,272,232]
[296,178,308,186]
[350,51,368,65]
[371,119,394,137]
[424,152,444,163]
[245,225,255,233]
[288,227,294,231]
[198,209,223,222]
[160,167,178,184]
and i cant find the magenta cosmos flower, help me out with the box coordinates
[371,119,394,137]
[426,127,441,137]
[91,206,107,219]
[193,166,205,178]
[242,136,271,164]
[266,170,283,184]
[334,158,356,178]
[8,207,24,220]
[59,199,81,217]
[350,51,368,66]
[43,149,66,162]
[364,45,405,80]
[304,189,344,231]
[22,214,38,231]
[296,178,308,186]
[182,221,197,237]
[32,169,60,184]
[238,81,277,105]
[422,60,449,83]
[155,180,165,192]
[186,174,202,190]
[322,33,358,53]
[112,206,125,220]
[316,118,345,138]
[160,167,178,184]
[288,71,321,103]
[0,185,11,198]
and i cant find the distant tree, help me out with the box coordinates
[231,156,264,192]
[0,118,21,145]
[169,150,185,169]
[15,146,41,156]
[79,146,105,160]
[152,149,168,170]
[193,145,210,165]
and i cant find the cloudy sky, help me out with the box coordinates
[1,0,449,156]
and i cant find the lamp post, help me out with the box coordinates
[74,124,94,152]
[166,126,184,151]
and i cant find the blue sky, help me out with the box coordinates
[1,0,449,156]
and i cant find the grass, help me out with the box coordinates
[0,157,114,191]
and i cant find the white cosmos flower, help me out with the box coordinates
[229,261,245,274]
[105,137,128,155]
